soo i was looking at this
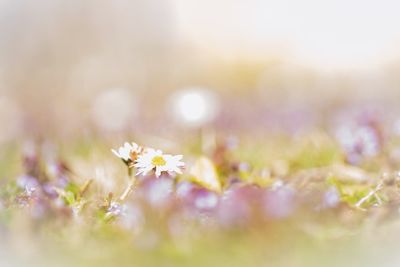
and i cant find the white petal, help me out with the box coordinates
[111,149,120,157]
[173,155,183,160]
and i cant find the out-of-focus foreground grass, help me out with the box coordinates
[2,130,400,267]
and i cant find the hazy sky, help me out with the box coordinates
[172,0,400,70]
[1,0,399,73]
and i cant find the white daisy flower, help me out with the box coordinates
[134,149,185,177]
[111,142,142,162]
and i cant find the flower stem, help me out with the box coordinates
[355,182,383,209]
[119,176,136,202]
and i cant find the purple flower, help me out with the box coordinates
[16,175,39,191]
[323,186,341,209]
[193,189,219,211]
[217,185,263,227]
[263,186,296,219]
[106,201,127,217]
[175,181,196,199]
[176,182,219,212]
[140,176,174,208]
[42,183,58,199]
[336,125,381,164]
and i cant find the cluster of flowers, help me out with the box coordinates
[2,130,400,254]
[111,142,185,177]
[335,112,383,165]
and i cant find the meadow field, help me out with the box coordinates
[2,1,400,267]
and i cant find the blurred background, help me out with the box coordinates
[1,0,400,142]
[3,2,400,267]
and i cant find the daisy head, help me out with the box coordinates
[111,142,143,163]
[134,149,185,177]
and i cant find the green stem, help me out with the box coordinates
[119,176,136,202]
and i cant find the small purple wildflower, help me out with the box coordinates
[106,201,127,217]
[16,175,39,191]
[336,124,381,164]
[263,186,296,219]
[193,189,219,211]
[323,186,341,208]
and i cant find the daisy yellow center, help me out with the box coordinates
[152,155,166,166]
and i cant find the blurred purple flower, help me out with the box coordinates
[322,186,341,209]
[16,175,39,191]
[106,201,127,217]
[263,186,296,219]
[175,181,196,199]
[42,183,59,199]
[336,125,381,164]
[140,176,174,208]
[217,185,263,227]
[193,189,219,211]
[176,181,219,212]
